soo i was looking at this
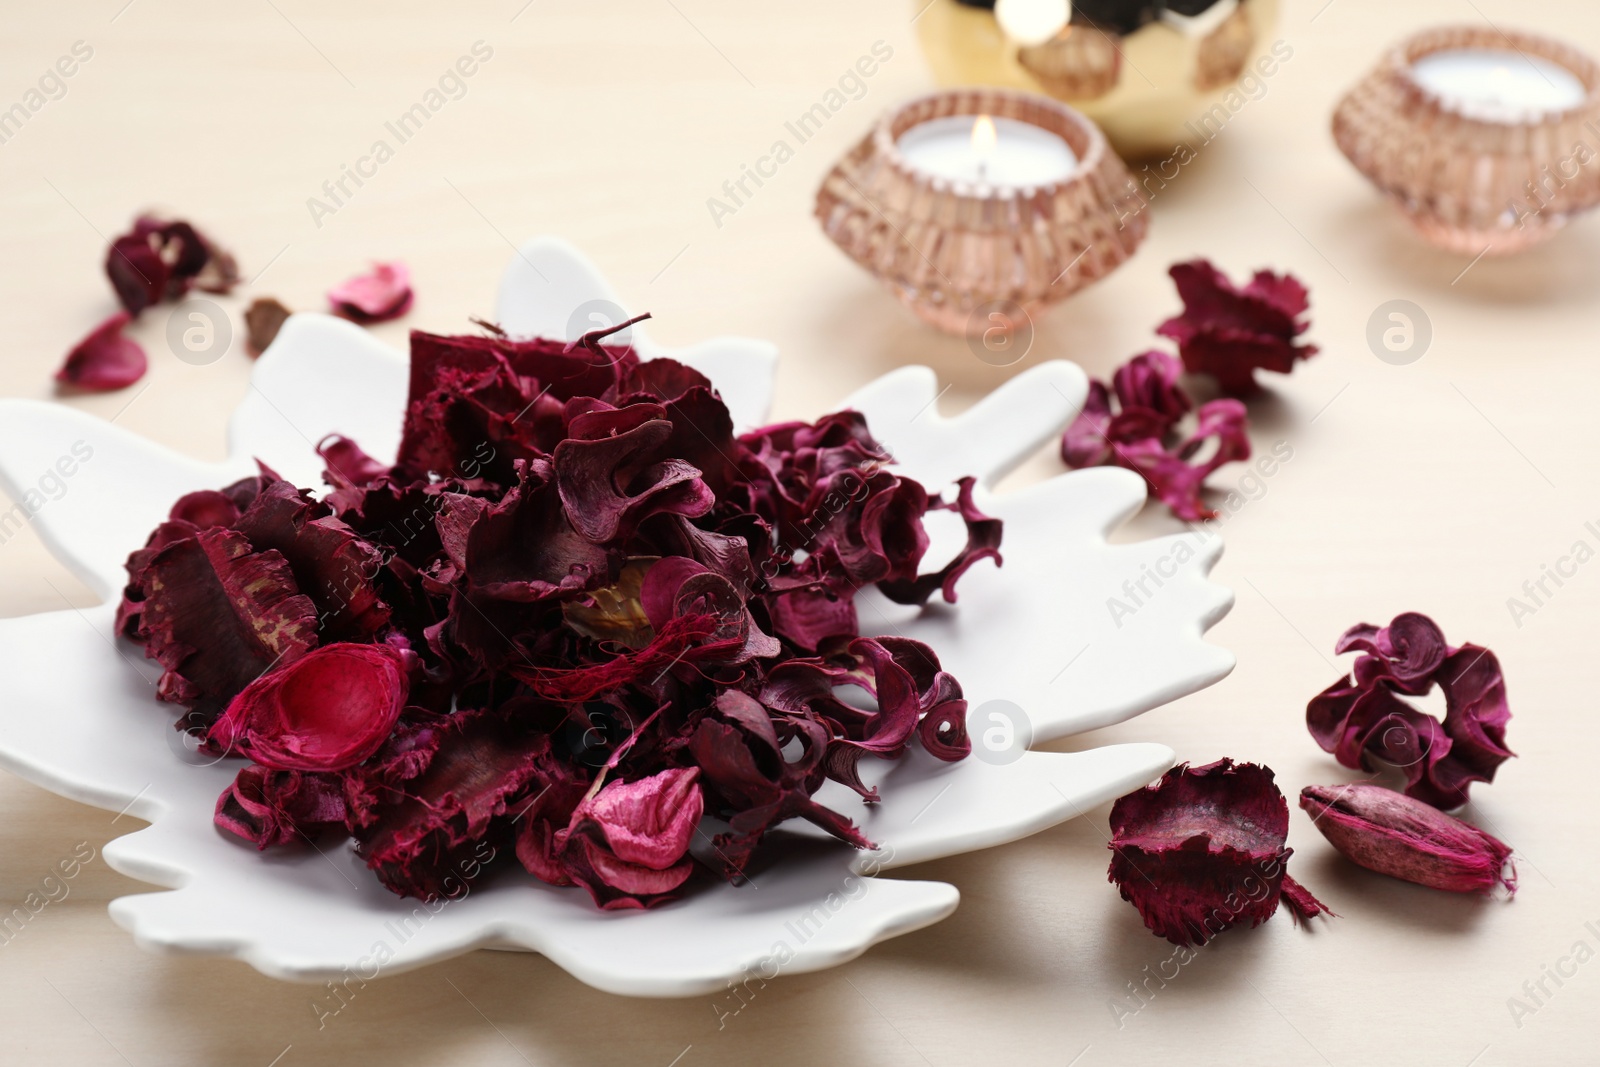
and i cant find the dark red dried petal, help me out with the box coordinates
[1307,614,1514,809]
[1108,759,1328,946]
[214,765,348,848]
[137,528,319,726]
[1157,259,1317,395]
[55,312,147,392]
[233,479,391,640]
[354,708,558,901]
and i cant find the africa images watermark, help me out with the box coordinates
[306,40,495,228]
[1505,917,1600,1029]
[706,40,895,229]
[711,843,898,1030]
[1106,849,1290,1028]
[1504,517,1600,628]
[311,840,497,1029]
[1106,440,1294,628]
[0,440,96,550]
[1113,39,1295,230]
[0,841,97,949]
[0,40,94,147]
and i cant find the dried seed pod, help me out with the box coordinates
[1299,783,1516,896]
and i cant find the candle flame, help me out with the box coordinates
[971,114,998,160]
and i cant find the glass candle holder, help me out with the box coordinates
[815,88,1147,336]
[1333,25,1600,255]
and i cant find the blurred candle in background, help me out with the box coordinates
[1409,48,1586,122]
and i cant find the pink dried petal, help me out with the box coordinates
[208,642,413,771]
[1300,783,1515,895]
[1157,259,1318,395]
[1109,759,1329,946]
[55,312,147,392]
[565,767,702,884]
[328,262,413,323]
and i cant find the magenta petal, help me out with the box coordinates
[55,312,147,392]
[208,642,412,771]
[575,767,703,870]
[328,261,413,323]
[1062,381,1115,468]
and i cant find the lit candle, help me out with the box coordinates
[1410,48,1587,123]
[896,113,1079,187]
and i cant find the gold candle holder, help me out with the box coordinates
[915,0,1283,159]
[1333,25,1600,255]
[814,89,1147,336]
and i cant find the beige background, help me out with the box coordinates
[3,1,1599,1064]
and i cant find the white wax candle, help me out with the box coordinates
[896,115,1078,188]
[1410,48,1587,123]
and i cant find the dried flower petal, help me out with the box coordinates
[245,297,293,357]
[214,765,348,848]
[549,767,704,909]
[328,262,413,323]
[208,642,413,771]
[55,312,147,392]
[136,528,319,726]
[1300,783,1516,895]
[1307,613,1514,809]
[1061,352,1250,521]
[125,316,998,908]
[105,215,236,316]
[1109,759,1330,946]
[1157,259,1318,395]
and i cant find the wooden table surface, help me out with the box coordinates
[4,1,1599,1064]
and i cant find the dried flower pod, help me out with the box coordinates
[1300,783,1516,896]
[1109,759,1330,946]
[208,642,413,771]
[245,297,292,357]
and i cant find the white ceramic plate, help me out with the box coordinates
[0,238,1233,996]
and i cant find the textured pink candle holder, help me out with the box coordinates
[815,89,1147,336]
[1333,25,1600,255]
